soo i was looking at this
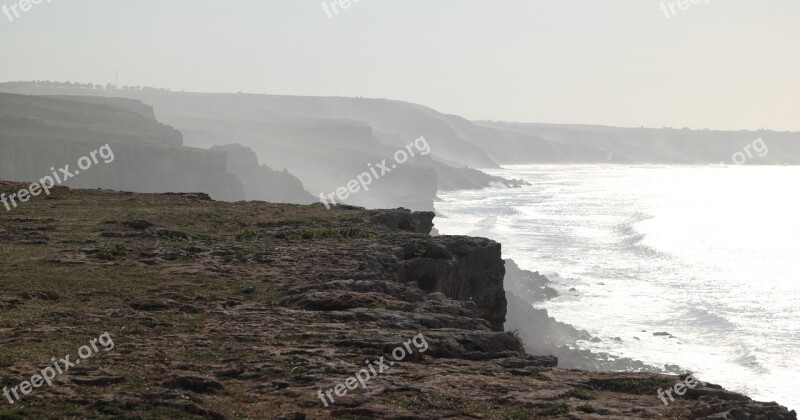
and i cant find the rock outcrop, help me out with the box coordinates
[399,236,507,331]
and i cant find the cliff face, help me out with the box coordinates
[399,236,507,331]
[147,105,444,211]
[0,84,531,211]
[476,121,800,165]
[0,185,794,419]
[210,143,315,204]
[4,84,800,198]
[0,93,244,202]
[0,93,184,148]
[372,209,508,331]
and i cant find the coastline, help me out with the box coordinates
[0,181,795,418]
[504,259,676,373]
[436,164,800,412]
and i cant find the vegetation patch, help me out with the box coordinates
[96,244,127,260]
[566,387,595,400]
[235,229,261,241]
[532,371,552,381]
[300,227,377,240]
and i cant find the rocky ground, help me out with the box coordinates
[0,181,795,419]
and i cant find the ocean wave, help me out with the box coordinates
[730,343,769,374]
[614,212,652,245]
[614,215,673,260]
[683,306,736,330]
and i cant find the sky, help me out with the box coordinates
[1,0,799,131]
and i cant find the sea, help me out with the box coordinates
[434,164,800,411]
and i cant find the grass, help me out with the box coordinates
[235,229,261,241]
[300,227,377,240]
[96,244,127,260]
[0,192,289,399]
[566,387,595,400]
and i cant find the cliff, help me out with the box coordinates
[4,84,800,193]
[476,122,800,165]
[398,235,507,331]
[0,93,244,202]
[0,183,794,419]
[0,84,531,211]
[210,143,315,204]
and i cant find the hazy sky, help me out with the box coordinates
[1,0,798,131]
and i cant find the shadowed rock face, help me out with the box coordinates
[399,236,507,331]
[369,209,436,234]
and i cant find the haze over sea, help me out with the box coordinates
[435,165,800,411]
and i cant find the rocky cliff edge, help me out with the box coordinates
[0,183,794,419]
